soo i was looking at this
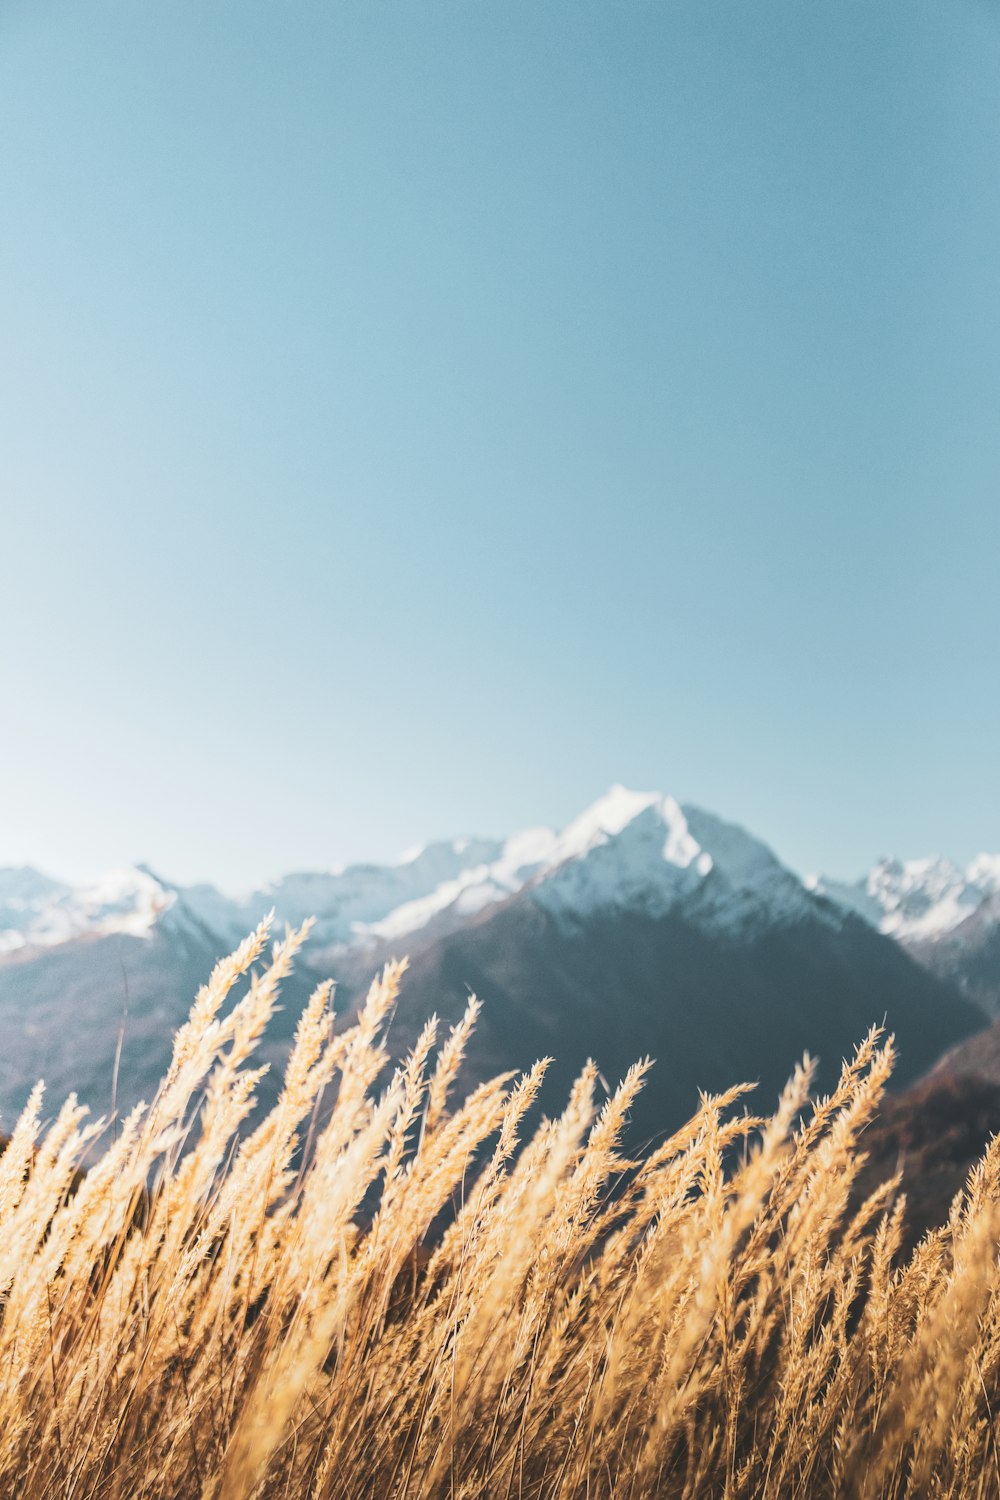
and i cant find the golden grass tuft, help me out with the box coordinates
[2,919,1000,1497]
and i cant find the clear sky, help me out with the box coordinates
[1,0,999,890]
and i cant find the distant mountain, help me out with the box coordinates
[812,852,1000,1014]
[0,789,987,1135]
[0,838,512,958]
[328,792,984,1142]
[0,865,173,954]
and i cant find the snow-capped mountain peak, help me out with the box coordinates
[365,825,560,944]
[527,788,812,934]
[807,845,1000,1015]
[811,850,1000,944]
[556,785,663,858]
[0,866,72,954]
[366,787,814,946]
[0,864,175,955]
[968,854,1000,898]
[868,856,977,939]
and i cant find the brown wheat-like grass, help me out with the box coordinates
[1,917,999,1498]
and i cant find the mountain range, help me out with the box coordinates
[809,852,1000,1015]
[1,786,996,1139]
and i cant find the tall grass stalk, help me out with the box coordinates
[1,919,999,1498]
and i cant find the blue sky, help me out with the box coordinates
[1,0,998,888]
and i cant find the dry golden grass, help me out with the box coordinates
[3,916,1000,1498]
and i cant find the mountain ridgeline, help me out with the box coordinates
[0,788,992,1138]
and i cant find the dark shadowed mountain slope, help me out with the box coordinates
[334,885,984,1149]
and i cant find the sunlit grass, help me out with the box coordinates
[0,917,998,1497]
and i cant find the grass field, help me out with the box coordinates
[1,917,999,1498]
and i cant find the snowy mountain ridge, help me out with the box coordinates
[4,788,998,961]
[0,785,823,958]
[809,854,1000,944]
[0,865,175,956]
[0,837,508,957]
[524,789,818,933]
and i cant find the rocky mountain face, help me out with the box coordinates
[0,789,990,1137]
